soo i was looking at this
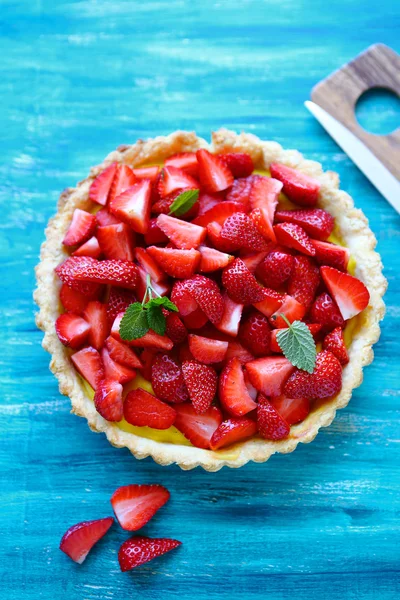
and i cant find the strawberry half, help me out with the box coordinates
[144,218,169,245]
[164,311,187,344]
[284,350,342,399]
[97,223,135,261]
[63,209,96,247]
[310,293,344,330]
[59,284,89,314]
[320,266,369,320]
[311,240,350,271]
[89,163,118,206]
[94,378,123,421]
[274,222,316,256]
[132,166,160,182]
[220,212,269,251]
[270,295,307,328]
[323,327,349,365]
[256,248,294,290]
[60,517,114,564]
[199,245,232,273]
[270,395,310,425]
[215,292,243,337]
[206,221,237,253]
[249,176,282,242]
[246,356,294,397]
[55,313,91,349]
[196,149,234,193]
[270,163,320,207]
[219,357,258,416]
[111,484,170,531]
[56,256,102,298]
[106,287,136,324]
[185,275,224,325]
[240,250,269,274]
[239,310,271,357]
[147,246,200,279]
[275,208,334,240]
[257,394,290,440]
[225,175,256,209]
[210,417,258,450]
[193,201,242,227]
[188,334,228,364]
[124,388,177,429]
[72,236,102,259]
[109,179,152,234]
[101,347,136,384]
[287,255,320,309]
[135,247,166,283]
[182,360,217,414]
[253,287,285,317]
[118,536,181,572]
[171,280,199,316]
[95,207,121,227]
[222,258,265,304]
[218,152,254,178]
[158,165,198,197]
[174,403,223,449]
[224,340,254,365]
[165,152,199,177]
[157,214,206,249]
[73,259,139,289]
[108,164,137,203]
[83,300,109,350]
[71,347,104,389]
[151,354,189,403]
[105,335,143,369]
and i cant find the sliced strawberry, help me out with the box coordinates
[310,293,345,330]
[63,209,96,247]
[147,246,200,279]
[239,310,271,357]
[106,287,136,324]
[97,223,135,261]
[199,245,232,273]
[224,340,254,365]
[144,218,169,245]
[135,266,170,303]
[196,149,234,193]
[72,236,102,259]
[249,176,282,242]
[108,164,137,203]
[139,349,157,381]
[118,536,181,572]
[270,163,320,207]
[284,350,342,399]
[59,284,89,314]
[111,313,173,351]
[218,152,254,178]
[257,394,290,440]
[105,336,143,369]
[55,257,102,298]
[182,360,217,413]
[71,346,104,389]
[55,313,91,349]
[83,301,109,350]
[215,293,243,337]
[165,152,199,177]
[197,191,221,215]
[271,323,322,353]
[220,212,269,251]
[206,221,237,252]
[193,201,242,227]
[287,255,320,309]
[152,187,199,220]
[60,517,114,564]
[275,208,334,240]
[73,259,138,289]
[132,166,160,182]
[222,258,265,304]
[240,250,269,274]
[270,395,310,425]
[158,165,198,197]
[111,484,170,531]
[151,354,188,403]
[178,342,196,364]
[171,280,199,316]
[174,403,223,449]
[95,207,121,227]
[185,275,224,325]
[246,356,294,396]
[250,207,276,243]
[225,175,257,209]
[164,312,187,344]
[94,378,123,421]
[188,334,228,364]
[270,295,307,328]
[134,247,166,283]
[89,163,118,206]
[109,179,152,234]
[323,327,349,365]
[101,347,136,384]
[182,307,209,330]
[312,241,350,272]
[253,287,285,317]
[274,222,315,256]
[256,248,294,290]
[219,357,257,416]
[210,416,257,450]
[124,388,177,429]
[156,214,206,250]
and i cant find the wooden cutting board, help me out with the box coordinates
[311,43,400,180]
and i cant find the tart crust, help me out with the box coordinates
[35,129,386,471]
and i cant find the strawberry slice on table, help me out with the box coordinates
[219,357,258,416]
[106,287,136,324]
[256,248,294,290]
[60,517,114,564]
[71,347,104,390]
[220,212,269,251]
[111,313,173,351]
[124,388,177,429]
[105,336,143,369]
[274,222,316,256]
[94,378,123,421]
[199,245,232,273]
[270,295,307,328]
[188,334,228,364]
[89,163,118,206]
[134,247,166,283]
[164,311,187,344]
[239,310,271,357]
[210,416,258,450]
[63,209,96,247]
[196,149,234,193]
[284,350,343,399]
[275,208,334,240]
[132,166,160,182]
[171,280,199,316]
[257,394,290,440]
[146,246,200,279]
[310,293,345,330]
[249,176,283,242]
[108,164,137,203]
[83,301,109,350]
[218,152,254,178]
[224,340,255,365]
[111,484,170,531]
[270,395,310,425]
[158,165,199,197]
[59,284,89,314]
[323,327,349,365]
[287,255,320,309]
[73,259,139,289]
[270,163,320,207]
[97,223,135,261]
[222,258,265,304]
[182,360,217,414]
[151,354,189,403]
[109,179,152,234]
[72,236,102,259]
[144,217,169,245]
[101,348,136,384]
[95,207,121,227]
[253,287,285,317]
[165,152,199,177]
[193,201,242,227]
[174,403,223,449]
[246,356,295,397]
[240,250,269,274]
[311,240,350,271]
[55,256,103,298]
[156,214,206,249]
[215,293,243,337]
[55,313,91,349]
[185,274,225,325]
[118,536,181,572]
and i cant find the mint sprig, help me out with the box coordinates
[276,315,316,374]
[119,275,178,340]
[169,189,199,217]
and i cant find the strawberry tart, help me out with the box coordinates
[35,130,386,471]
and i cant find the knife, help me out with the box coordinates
[305,100,400,216]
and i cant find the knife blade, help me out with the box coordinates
[305,100,400,215]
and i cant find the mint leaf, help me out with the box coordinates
[169,189,199,217]
[276,319,316,373]
[147,296,178,312]
[146,305,166,335]
[119,303,149,341]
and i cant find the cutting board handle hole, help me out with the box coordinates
[355,87,400,135]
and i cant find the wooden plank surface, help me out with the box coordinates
[1,1,399,599]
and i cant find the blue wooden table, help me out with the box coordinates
[1,1,399,598]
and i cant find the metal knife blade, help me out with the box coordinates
[305,100,400,215]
